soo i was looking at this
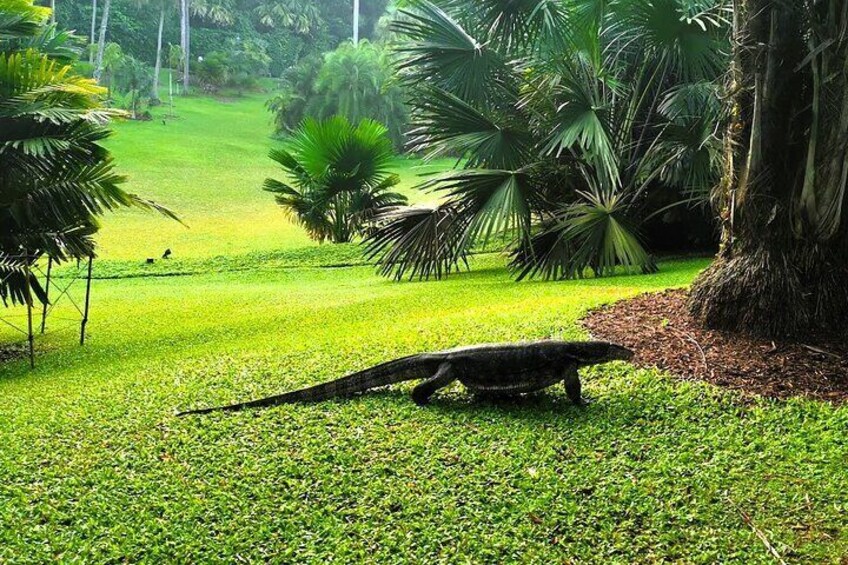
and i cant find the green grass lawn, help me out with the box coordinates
[1,94,845,563]
[97,92,454,261]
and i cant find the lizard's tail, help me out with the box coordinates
[177,355,437,416]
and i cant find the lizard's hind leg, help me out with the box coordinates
[412,363,455,406]
[562,365,589,407]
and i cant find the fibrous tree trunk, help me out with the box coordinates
[92,0,111,81]
[689,0,848,337]
[152,4,165,102]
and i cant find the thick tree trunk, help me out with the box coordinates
[690,243,848,337]
[152,5,165,102]
[689,0,848,338]
[89,0,97,63]
[92,0,111,82]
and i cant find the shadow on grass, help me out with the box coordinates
[294,384,666,426]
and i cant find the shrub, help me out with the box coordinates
[263,117,406,244]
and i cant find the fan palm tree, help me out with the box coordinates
[312,40,409,149]
[264,117,407,244]
[366,0,727,281]
[1,0,174,305]
[689,0,848,336]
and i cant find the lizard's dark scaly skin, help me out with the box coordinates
[177,341,633,416]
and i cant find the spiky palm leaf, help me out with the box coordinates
[408,86,532,169]
[391,2,512,106]
[365,203,473,281]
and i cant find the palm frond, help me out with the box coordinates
[444,0,571,52]
[0,253,47,306]
[608,0,729,81]
[510,189,656,279]
[0,0,46,41]
[408,86,531,169]
[365,203,473,281]
[542,53,620,188]
[391,1,511,106]
[426,168,538,245]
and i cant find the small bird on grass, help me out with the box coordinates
[162,249,172,259]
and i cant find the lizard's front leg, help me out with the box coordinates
[411,362,455,406]
[562,365,589,407]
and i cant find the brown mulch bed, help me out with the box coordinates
[583,289,848,403]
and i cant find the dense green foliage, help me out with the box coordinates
[194,36,269,92]
[264,116,406,243]
[267,39,409,149]
[51,0,389,75]
[0,0,166,305]
[367,0,727,281]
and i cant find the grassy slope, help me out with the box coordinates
[0,95,845,563]
[97,92,453,260]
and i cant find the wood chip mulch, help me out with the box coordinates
[582,289,848,404]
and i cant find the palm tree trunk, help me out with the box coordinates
[50,0,55,23]
[152,4,165,102]
[180,0,190,93]
[89,0,97,63]
[92,0,111,82]
[689,0,848,337]
[353,0,360,46]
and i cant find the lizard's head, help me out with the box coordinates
[606,342,635,362]
[567,341,634,365]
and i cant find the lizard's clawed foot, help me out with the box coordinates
[411,391,432,406]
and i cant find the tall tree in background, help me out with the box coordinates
[689,0,848,337]
[127,0,167,100]
[92,0,110,79]
[151,0,166,100]
[180,0,188,92]
[353,0,359,45]
[88,0,96,62]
